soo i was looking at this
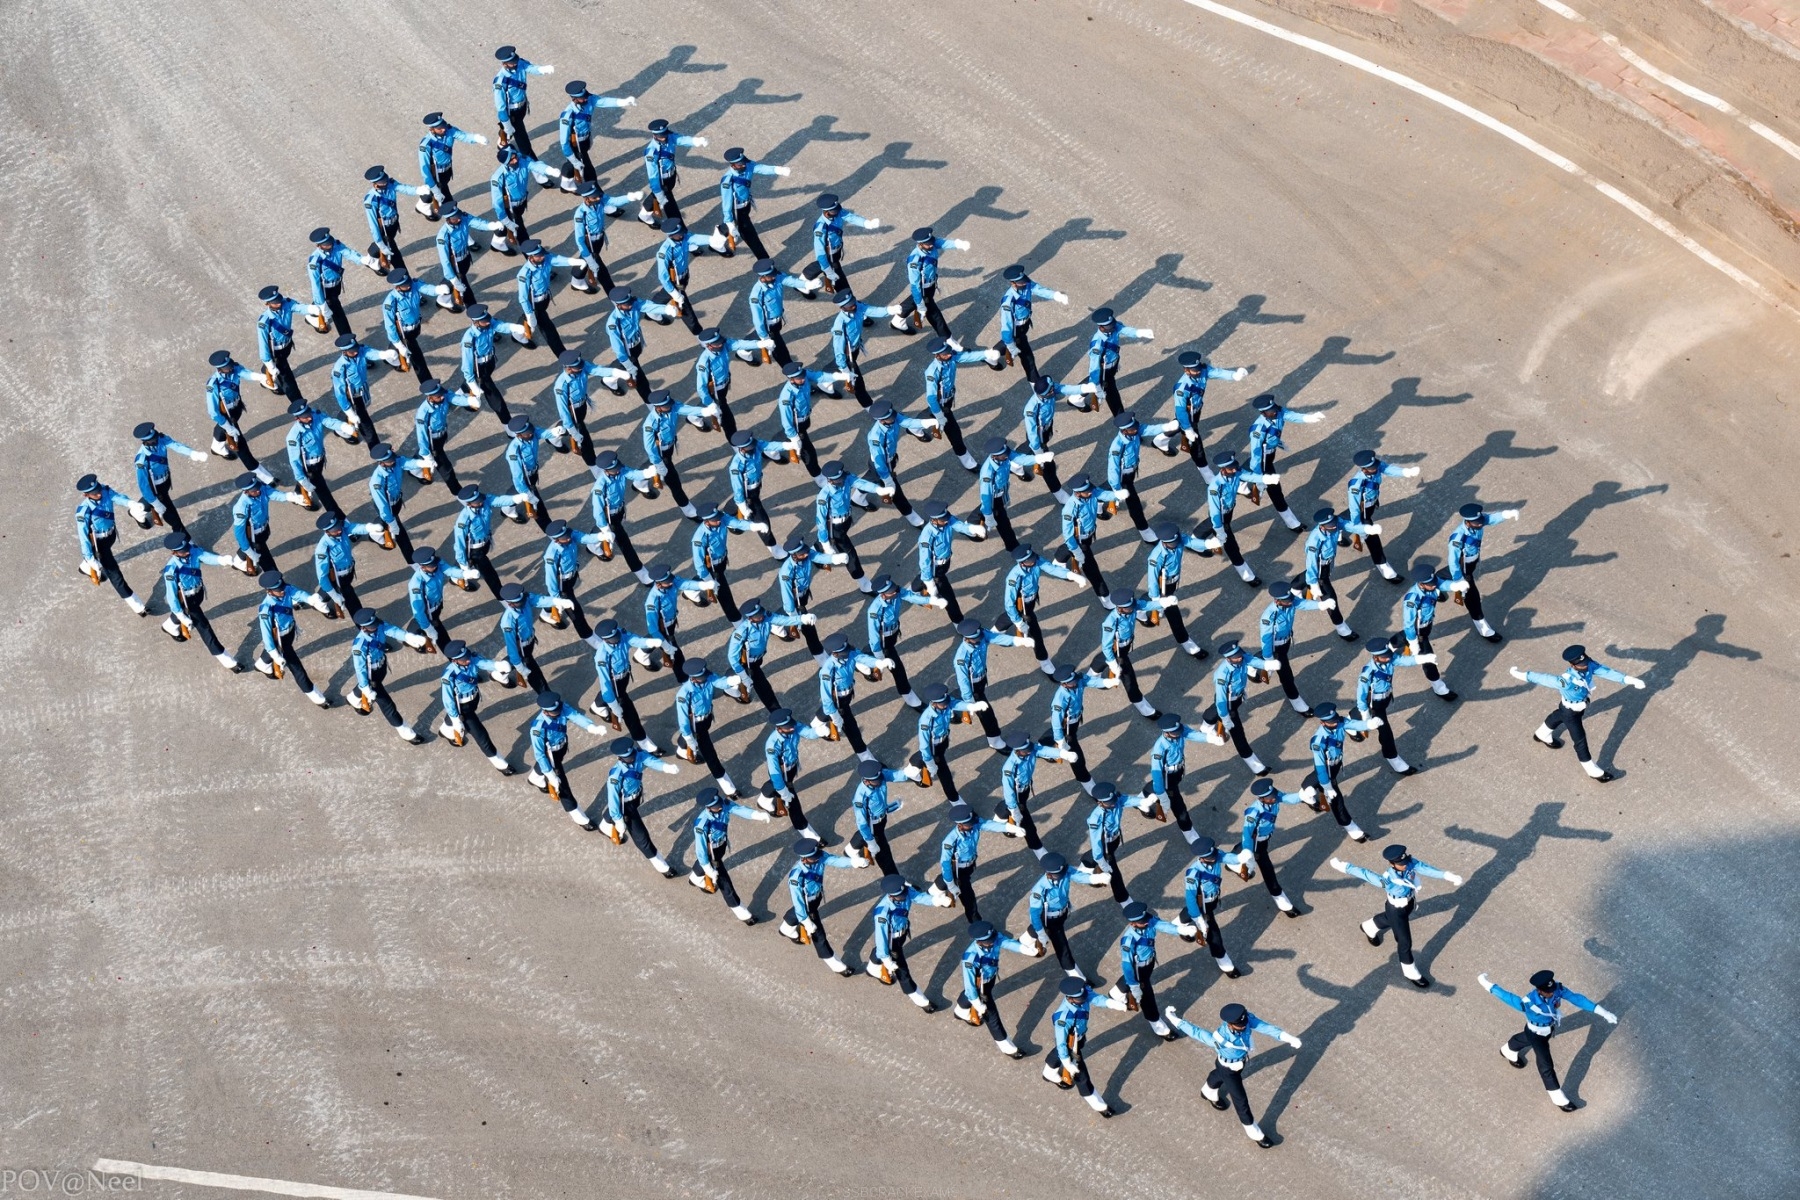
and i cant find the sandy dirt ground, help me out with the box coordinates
[1,1,1796,1197]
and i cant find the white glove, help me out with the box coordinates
[1443,872,1464,886]
[1413,653,1437,665]
[620,96,638,107]
[469,132,490,144]
[1318,596,1337,610]
[1033,451,1055,464]
[725,674,744,689]
[647,759,680,775]
[966,525,986,540]
[1328,857,1349,873]
[308,595,331,614]
[1478,973,1494,991]
[540,64,556,74]
[1013,636,1035,649]
[1595,1006,1618,1025]
[690,135,708,147]
[1050,291,1069,305]
[185,449,209,462]
[1624,676,1646,689]
[1400,466,1421,477]
[1300,785,1317,801]
[1056,748,1079,763]
[750,810,773,823]
[800,613,817,626]
[1295,411,1325,424]
[948,238,970,250]
[884,304,904,317]
[638,638,665,650]
[1281,1032,1303,1049]
[875,485,895,497]
[858,216,880,230]
[749,521,769,532]
[928,597,949,610]
[1094,677,1120,689]
[770,164,790,175]
[554,598,577,611]
[876,657,895,670]
[809,717,831,736]
[1508,667,1528,681]
[80,557,100,575]
[850,856,871,868]
[1364,523,1384,535]
[1499,509,1520,520]
[1362,716,1383,728]
[1231,367,1249,380]
[404,633,427,649]
[966,701,990,713]
[1136,328,1154,340]
[127,500,149,524]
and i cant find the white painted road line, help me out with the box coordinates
[1535,0,1800,165]
[90,1160,441,1200]
[1176,0,1798,318]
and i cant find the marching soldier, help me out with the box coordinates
[1058,473,1126,602]
[312,510,391,618]
[367,440,433,561]
[920,336,997,469]
[1184,837,1251,978]
[654,217,712,336]
[1110,900,1197,1040]
[725,430,796,559]
[347,608,427,741]
[1333,844,1464,986]
[1237,777,1316,916]
[812,193,880,297]
[865,400,938,524]
[458,304,528,423]
[414,380,480,497]
[864,574,945,707]
[405,548,451,651]
[588,619,665,753]
[953,618,1030,750]
[1346,449,1420,582]
[726,600,811,711]
[543,519,607,641]
[976,437,1052,551]
[528,690,606,823]
[283,402,356,518]
[930,802,1024,923]
[995,731,1073,856]
[1083,307,1154,416]
[1196,453,1276,586]
[845,758,918,876]
[1130,713,1229,846]
[1146,521,1222,659]
[1510,645,1645,782]
[1099,588,1169,722]
[252,569,333,707]
[586,451,655,583]
[867,874,947,1010]
[436,639,515,773]
[362,165,428,272]
[498,582,574,694]
[1296,509,1375,639]
[911,685,979,805]
[488,145,558,256]
[1401,563,1458,696]
[638,118,706,226]
[714,146,789,260]
[895,228,972,342]
[672,658,750,795]
[568,182,637,296]
[813,461,891,591]
[689,786,772,924]
[953,921,1037,1058]
[817,633,890,760]
[510,239,582,357]
[777,537,831,659]
[604,287,675,402]
[256,284,329,401]
[157,531,243,670]
[230,471,307,576]
[757,706,830,841]
[503,415,556,531]
[1211,640,1277,775]
[641,389,717,521]
[1258,580,1337,717]
[778,836,866,975]
[1241,394,1326,532]
[1153,351,1248,476]
[1022,374,1095,503]
[131,421,209,535]
[448,485,527,596]
[748,261,821,370]
[1023,852,1110,980]
[1046,664,1122,793]
[491,45,553,155]
[306,226,381,336]
[416,112,487,218]
[1309,702,1384,843]
[1081,784,1132,905]
[642,563,716,675]
[1043,977,1129,1115]
[1166,1003,1302,1147]
[203,350,275,481]
[1357,636,1444,776]
[1476,969,1618,1111]
[1447,501,1521,642]
[1002,543,1083,676]
[994,264,1069,381]
[594,737,681,871]
[1103,411,1177,540]
[434,203,504,310]
[556,80,632,188]
[829,289,902,409]
[691,502,767,622]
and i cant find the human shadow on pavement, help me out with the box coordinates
[1587,613,1759,768]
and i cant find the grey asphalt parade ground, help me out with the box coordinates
[2,1,1797,1197]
